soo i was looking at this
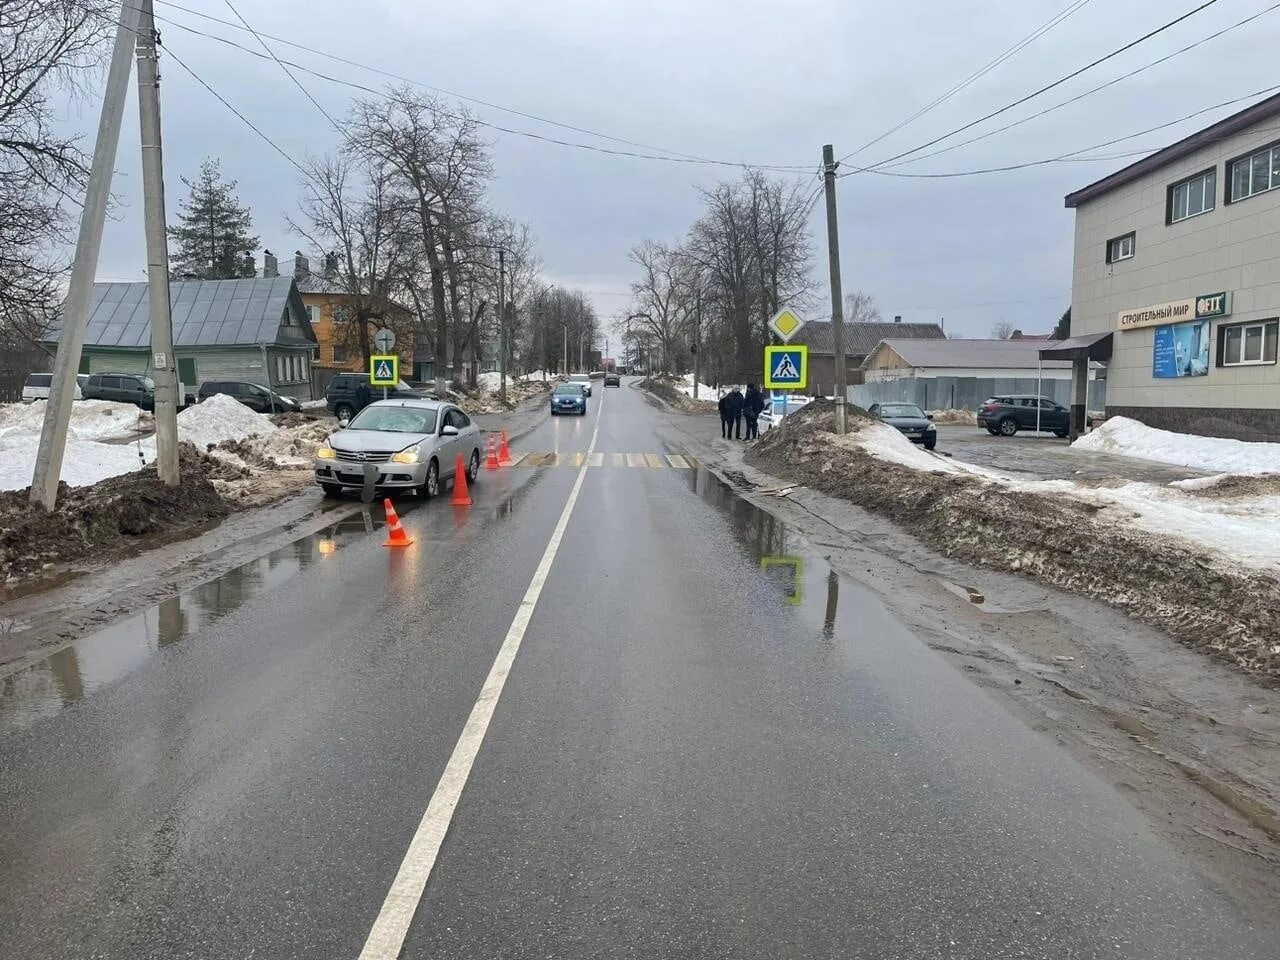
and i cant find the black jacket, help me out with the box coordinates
[725,391,744,416]
[718,395,729,417]
[744,387,764,416]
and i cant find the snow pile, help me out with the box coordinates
[476,371,516,393]
[0,434,154,492]
[174,393,276,450]
[301,399,328,410]
[678,373,719,402]
[520,370,554,382]
[0,400,151,442]
[1073,416,1280,475]
[927,408,977,425]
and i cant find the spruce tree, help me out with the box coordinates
[167,158,259,280]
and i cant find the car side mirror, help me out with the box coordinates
[441,424,460,436]
[927,414,934,421]
[338,419,350,428]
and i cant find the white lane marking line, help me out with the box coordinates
[358,384,603,960]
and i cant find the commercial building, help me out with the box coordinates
[45,276,318,401]
[1065,91,1280,440]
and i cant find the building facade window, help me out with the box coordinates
[305,304,317,324]
[1168,168,1215,222]
[332,345,348,364]
[1229,142,1280,202]
[1106,232,1135,264]
[1218,319,1279,366]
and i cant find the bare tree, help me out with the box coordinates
[992,320,1015,339]
[0,0,112,344]
[628,240,697,376]
[844,290,882,324]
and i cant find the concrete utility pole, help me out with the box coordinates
[137,0,179,484]
[823,144,849,435]
[693,290,702,400]
[497,248,507,405]
[30,0,142,509]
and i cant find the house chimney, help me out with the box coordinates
[323,252,339,279]
[294,251,310,280]
[242,252,254,277]
[893,315,902,323]
[263,249,278,278]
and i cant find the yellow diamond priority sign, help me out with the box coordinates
[768,307,805,343]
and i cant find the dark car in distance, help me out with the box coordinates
[325,372,430,421]
[81,372,155,410]
[550,382,587,415]
[977,395,1070,437]
[198,380,300,413]
[603,371,621,387]
[868,402,937,450]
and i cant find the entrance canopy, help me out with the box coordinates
[1038,332,1112,363]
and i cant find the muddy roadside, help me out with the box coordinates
[652,400,1280,911]
[0,395,551,675]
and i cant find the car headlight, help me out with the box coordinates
[316,442,336,460]
[391,447,420,464]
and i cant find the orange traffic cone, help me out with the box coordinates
[485,434,500,471]
[451,453,473,506]
[382,498,413,547]
[499,430,513,465]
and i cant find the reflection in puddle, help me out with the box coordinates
[0,512,377,732]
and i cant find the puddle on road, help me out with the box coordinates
[0,511,380,732]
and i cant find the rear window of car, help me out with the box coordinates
[25,374,52,387]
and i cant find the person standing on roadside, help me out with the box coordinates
[718,391,731,438]
[726,386,745,440]
[743,383,764,440]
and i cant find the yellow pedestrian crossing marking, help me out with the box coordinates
[510,452,696,470]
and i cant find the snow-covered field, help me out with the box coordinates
[0,394,281,492]
[848,416,1280,572]
[1074,416,1280,475]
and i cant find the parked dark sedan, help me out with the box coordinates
[868,402,937,450]
[977,395,1070,437]
[198,380,300,413]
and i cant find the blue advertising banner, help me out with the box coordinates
[1153,320,1210,378]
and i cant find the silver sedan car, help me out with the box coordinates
[313,398,483,498]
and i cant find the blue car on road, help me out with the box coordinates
[550,382,588,415]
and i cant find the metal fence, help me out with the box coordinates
[848,375,1106,412]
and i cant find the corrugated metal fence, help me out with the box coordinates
[849,376,1107,412]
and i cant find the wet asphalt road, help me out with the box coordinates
[1,380,1275,959]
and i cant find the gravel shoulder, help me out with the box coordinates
[651,400,1280,913]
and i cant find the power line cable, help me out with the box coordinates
[147,0,811,172]
[853,0,1221,171]
[843,0,1092,162]
[881,0,1280,170]
[220,0,345,137]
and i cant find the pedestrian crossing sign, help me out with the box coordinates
[764,345,807,390]
[370,354,399,387]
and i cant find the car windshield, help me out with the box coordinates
[880,404,925,418]
[554,384,583,396]
[141,377,155,389]
[346,406,437,433]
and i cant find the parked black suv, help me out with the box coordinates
[324,372,430,421]
[977,395,1070,437]
[81,372,155,410]
[198,380,300,413]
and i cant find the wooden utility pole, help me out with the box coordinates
[31,0,142,508]
[823,144,848,435]
[137,0,179,484]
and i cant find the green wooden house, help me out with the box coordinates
[46,277,318,400]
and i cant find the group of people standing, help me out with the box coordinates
[718,384,766,441]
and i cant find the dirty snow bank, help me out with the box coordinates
[1074,416,1280,475]
[0,434,154,491]
[0,400,152,442]
[678,373,719,402]
[174,393,275,449]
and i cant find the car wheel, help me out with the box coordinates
[998,417,1018,437]
[320,483,343,498]
[924,439,936,451]
[467,448,480,482]
[421,459,440,499]
[1054,430,1069,439]
[335,402,355,421]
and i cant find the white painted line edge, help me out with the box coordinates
[357,389,604,960]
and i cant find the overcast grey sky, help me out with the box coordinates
[76,0,1280,337]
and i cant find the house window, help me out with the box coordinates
[332,345,348,364]
[332,306,349,324]
[305,304,317,324]
[275,357,286,383]
[1229,142,1280,202]
[300,355,309,380]
[1219,319,1279,366]
[1105,232,1134,264]
[1168,168,1215,222]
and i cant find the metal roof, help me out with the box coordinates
[868,337,1080,370]
[791,320,945,356]
[49,277,310,348]
[1065,91,1280,208]
[1038,331,1113,362]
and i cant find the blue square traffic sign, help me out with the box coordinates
[764,345,807,390]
